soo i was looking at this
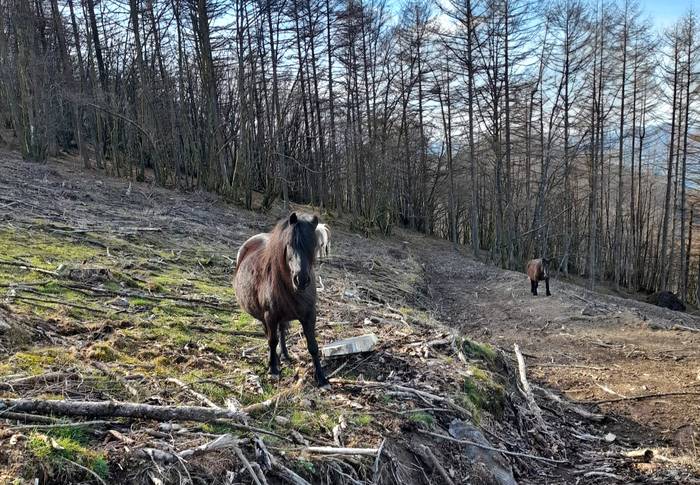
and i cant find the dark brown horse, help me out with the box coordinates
[527,258,551,296]
[234,213,328,387]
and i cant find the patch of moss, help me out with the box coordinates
[354,413,373,427]
[12,348,75,374]
[148,269,192,294]
[407,411,434,427]
[131,321,192,348]
[0,363,13,376]
[87,343,122,363]
[461,369,505,419]
[202,338,232,355]
[192,279,234,300]
[43,424,90,444]
[27,432,109,480]
[0,229,101,271]
[294,459,316,476]
[470,366,490,382]
[289,409,336,435]
[127,297,152,307]
[200,423,238,435]
[460,338,496,362]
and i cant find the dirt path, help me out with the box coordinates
[421,242,700,478]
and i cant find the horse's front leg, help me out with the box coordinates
[300,311,329,388]
[278,321,293,362]
[265,317,281,379]
[545,277,551,296]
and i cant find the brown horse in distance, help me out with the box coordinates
[234,213,328,387]
[527,258,551,296]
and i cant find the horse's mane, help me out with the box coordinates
[261,216,317,279]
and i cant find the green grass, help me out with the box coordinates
[28,431,109,480]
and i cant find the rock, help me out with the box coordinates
[646,291,686,312]
[321,333,378,357]
[604,432,616,443]
[449,419,517,485]
[274,416,290,425]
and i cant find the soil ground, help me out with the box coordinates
[0,149,698,484]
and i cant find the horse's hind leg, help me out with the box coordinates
[300,311,329,388]
[266,318,281,379]
[278,321,293,362]
[545,277,551,296]
[530,279,538,296]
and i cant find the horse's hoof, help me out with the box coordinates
[269,373,281,381]
[318,383,331,391]
[281,354,296,363]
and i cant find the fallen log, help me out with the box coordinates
[0,398,246,423]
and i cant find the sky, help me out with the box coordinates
[638,0,695,29]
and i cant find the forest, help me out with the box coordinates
[0,0,698,301]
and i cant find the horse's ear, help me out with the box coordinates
[312,215,319,228]
[289,212,298,225]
